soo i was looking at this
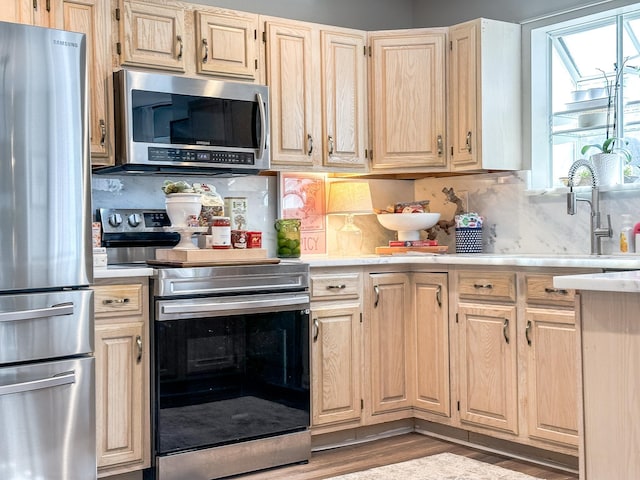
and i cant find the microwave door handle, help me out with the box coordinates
[256,92,266,161]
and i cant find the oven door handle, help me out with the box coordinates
[256,92,267,161]
[157,293,310,319]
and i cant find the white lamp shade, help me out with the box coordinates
[327,182,373,215]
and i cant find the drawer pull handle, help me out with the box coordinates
[473,283,493,289]
[525,320,532,346]
[136,335,143,363]
[102,298,130,305]
[436,285,442,307]
[544,287,568,295]
[374,285,380,308]
[503,318,510,344]
[307,134,314,156]
[312,318,319,342]
[327,284,346,290]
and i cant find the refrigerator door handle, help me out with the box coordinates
[0,370,76,396]
[0,302,74,323]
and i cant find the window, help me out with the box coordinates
[527,1,640,189]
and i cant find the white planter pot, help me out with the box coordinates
[165,193,202,227]
[590,153,623,186]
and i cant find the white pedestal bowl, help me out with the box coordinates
[377,213,441,241]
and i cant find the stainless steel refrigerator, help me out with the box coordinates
[0,21,96,480]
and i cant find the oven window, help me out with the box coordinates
[154,308,310,454]
[131,90,261,149]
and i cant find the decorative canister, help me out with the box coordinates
[211,216,231,249]
[224,197,248,230]
[246,231,262,249]
[274,219,301,258]
[231,230,248,249]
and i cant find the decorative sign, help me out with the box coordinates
[278,172,327,255]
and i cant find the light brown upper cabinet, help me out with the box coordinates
[3,0,57,27]
[119,0,186,72]
[263,17,368,172]
[62,0,113,164]
[368,29,447,173]
[195,8,260,81]
[449,18,521,172]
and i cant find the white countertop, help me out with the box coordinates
[303,253,640,270]
[93,265,154,279]
[554,270,640,293]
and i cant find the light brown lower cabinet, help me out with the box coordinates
[364,272,413,421]
[309,265,584,461]
[93,278,150,477]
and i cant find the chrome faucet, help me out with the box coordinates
[566,159,612,255]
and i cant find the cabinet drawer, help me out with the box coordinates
[457,271,516,303]
[93,284,143,318]
[525,274,575,306]
[310,273,361,301]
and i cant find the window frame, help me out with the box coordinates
[523,0,640,191]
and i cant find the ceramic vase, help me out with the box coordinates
[165,193,202,227]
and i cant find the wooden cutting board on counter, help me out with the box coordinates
[375,245,449,255]
[149,248,280,267]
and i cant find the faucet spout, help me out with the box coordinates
[566,159,611,255]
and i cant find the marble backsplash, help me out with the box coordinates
[415,171,640,256]
[91,171,640,258]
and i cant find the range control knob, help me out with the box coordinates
[108,213,123,227]
[128,213,142,227]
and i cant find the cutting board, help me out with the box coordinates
[152,248,277,266]
[375,245,449,255]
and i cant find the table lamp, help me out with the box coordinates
[327,181,374,256]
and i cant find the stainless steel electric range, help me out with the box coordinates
[97,208,311,480]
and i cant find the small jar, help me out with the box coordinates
[231,230,248,249]
[274,218,301,258]
[211,216,231,249]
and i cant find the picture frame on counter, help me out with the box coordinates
[277,172,327,255]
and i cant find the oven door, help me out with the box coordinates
[154,292,310,455]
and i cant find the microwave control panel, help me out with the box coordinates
[148,147,255,165]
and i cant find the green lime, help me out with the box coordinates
[278,247,292,256]
[287,239,298,249]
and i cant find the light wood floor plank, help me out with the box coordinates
[232,433,578,480]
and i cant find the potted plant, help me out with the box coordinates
[580,59,633,186]
[162,181,202,227]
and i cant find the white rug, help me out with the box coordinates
[324,452,544,480]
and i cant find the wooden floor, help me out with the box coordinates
[234,433,579,480]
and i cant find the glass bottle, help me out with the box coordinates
[274,218,301,258]
[620,214,634,253]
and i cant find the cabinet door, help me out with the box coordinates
[264,18,321,168]
[62,0,113,162]
[321,29,367,170]
[366,273,412,416]
[311,303,362,426]
[449,21,477,170]
[369,30,447,171]
[3,0,55,26]
[120,0,185,72]
[458,302,518,434]
[449,18,521,172]
[413,273,450,417]
[195,10,259,80]
[524,307,579,447]
[95,322,144,470]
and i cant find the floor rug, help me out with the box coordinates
[324,452,544,480]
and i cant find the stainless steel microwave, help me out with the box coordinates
[105,69,269,174]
